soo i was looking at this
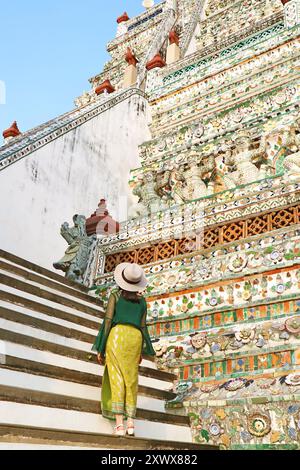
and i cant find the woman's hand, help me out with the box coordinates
[97,353,104,365]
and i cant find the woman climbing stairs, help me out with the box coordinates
[0,249,216,450]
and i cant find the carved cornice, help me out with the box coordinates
[101,202,300,277]
[97,178,300,254]
[139,82,300,167]
[162,15,285,84]
[107,3,166,51]
[148,58,299,140]
[94,225,300,290]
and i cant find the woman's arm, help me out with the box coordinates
[92,292,116,362]
[140,299,156,357]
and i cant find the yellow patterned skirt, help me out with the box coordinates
[101,324,142,420]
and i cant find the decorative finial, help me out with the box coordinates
[95,79,115,95]
[143,0,154,9]
[146,53,166,71]
[86,199,120,236]
[117,12,129,24]
[3,121,21,140]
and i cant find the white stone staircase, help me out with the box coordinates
[0,250,216,450]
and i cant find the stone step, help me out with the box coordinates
[1,284,104,326]
[0,249,88,294]
[0,302,156,370]
[0,259,102,308]
[0,250,189,447]
[0,306,154,370]
[0,274,156,366]
[0,316,99,359]
[1,342,171,392]
[0,301,159,370]
[0,444,104,450]
[0,369,168,413]
[0,329,176,384]
[0,299,99,337]
[0,306,97,343]
[0,273,103,318]
[0,289,101,330]
[0,354,175,402]
[0,267,103,316]
[0,424,216,450]
[0,378,182,426]
[0,401,192,443]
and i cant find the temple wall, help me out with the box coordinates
[86,0,300,450]
[0,93,151,269]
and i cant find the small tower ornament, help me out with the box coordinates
[143,0,154,9]
[3,121,21,142]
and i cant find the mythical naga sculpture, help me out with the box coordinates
[53,215,93,284]
[223,130,271,189]
[130,171,167,217]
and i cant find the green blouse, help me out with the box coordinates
[92,290,155,358]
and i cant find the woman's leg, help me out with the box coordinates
[114,414,125,436]
[106,352,125,432]
[105,332,126,419]
[106,326,142,432]
[116,414,124,427]
[127,417,134,428]
[123,336,142,424]
[124,366,139,436]
[124,366,139,420]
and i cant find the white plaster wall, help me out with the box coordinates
[0,93,151,269]
[185,23,201,57]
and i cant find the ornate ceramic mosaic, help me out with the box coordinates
[186,389,300,449]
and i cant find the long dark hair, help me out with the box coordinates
[120,289,142,304]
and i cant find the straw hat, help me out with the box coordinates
[114,263,148,292]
